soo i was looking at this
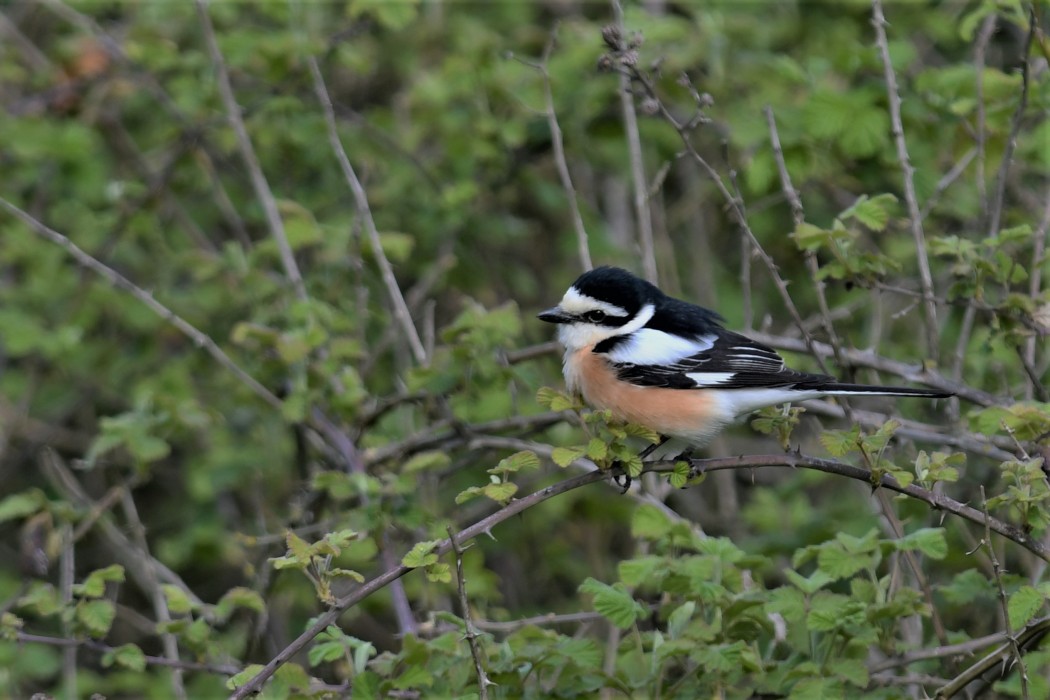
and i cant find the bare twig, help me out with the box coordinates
[974,14,998,219]
[1025,191,1050,396]
[195,0,308,302]
[59,523,76,700]
[980,486,1030,699]
[307,56,427,365]
[540,24,592,272]
[15,631,242,675]
[0,197,282,410]
[610,0,658,284]
[764,107,850,387]
[986,7,1035,239]
[447,526,492,699]
[120,490,187,699]
[871,622,1043,672]
[872,0,939,358]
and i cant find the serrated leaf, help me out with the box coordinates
[551,446,586,467]
[941,569,994,605]
[586,437,608,461]
[215,587,265,620]
[667,601,694,640]
[1009,586,1045,630]
[632,504,672,540]
[424,562,451,583]
[402,540,440,568]
[579,577,643,629]
[104,643,146,672]
[820,426,860,457]
[76,599,116,637]
[75,565,125,599]
[161,584,194,614]
[668,461,690,488]
[227,665,265,690]
[481,481,518,503]
[490,450,539,475]
[784,568,835,595]
[454,486,483,504]
[897,528,947,559]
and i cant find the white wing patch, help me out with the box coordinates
[685,371,737,386]
[605,329,715,365]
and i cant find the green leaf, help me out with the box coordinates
[536,387,580,412]
[579,578,644,629]
[103,643,147,672]
[631,504,672,540]
[941,569,994,605]
[215,587,265,621]
[551,445,586,467]
[403,451,452,474]
[423,562,451,583]
[76,599,116,637]
[667,601,694,640]
[0,489,47,523]
[481,481,518,503]
[75,565,125,599]
[489,450,539,475]
[784,569,834,595]
[585,437,608,462]
[1008,586,1045,630]
[402,540,441,568]
[897,528,948,559]
[828,658,868,687]
[227,665,265,690]
[820,426,860,457]
[668,461,690,488]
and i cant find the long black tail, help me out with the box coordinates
[820,383,952,398]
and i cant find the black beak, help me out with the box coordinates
[538,306,573,324]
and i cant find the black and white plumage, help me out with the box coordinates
[539,266,951,449]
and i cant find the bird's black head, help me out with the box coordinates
[538,266,659,328]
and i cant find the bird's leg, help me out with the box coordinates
[612,435,671,494]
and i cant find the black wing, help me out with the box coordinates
[613,330,835,391]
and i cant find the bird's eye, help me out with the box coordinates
[583,310,607,323]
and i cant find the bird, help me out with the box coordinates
[538,266,951,467]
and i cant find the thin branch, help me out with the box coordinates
[15,631,242,675]
[447,526,492,700]
[307,56,427,365]
[0,197,283,411]
[610,1,658,284]
[871,623,1037,672]
[935,616,1050,698]
[872,0,939,358]
[986,7,1035,239]
[59,523,75,700]
[765,107,850,388]
[1024,190,1050,396]
[120,489,187,699]
[231,450,1048,696]
[541,24,592,272]
[980,486,1030,699]
[195,0,308,302]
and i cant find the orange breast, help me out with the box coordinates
[564,346,729,445]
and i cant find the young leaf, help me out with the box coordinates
[551,445,586,467]
[1008,586,1045,630]
[401,540,441,569]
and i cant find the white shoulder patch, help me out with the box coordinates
[605,329,714,365]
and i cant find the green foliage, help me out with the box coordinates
[0,1,1047,698]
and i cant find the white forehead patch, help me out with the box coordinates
[559,287,629,318]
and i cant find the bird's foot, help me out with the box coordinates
[612,464,632,494]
